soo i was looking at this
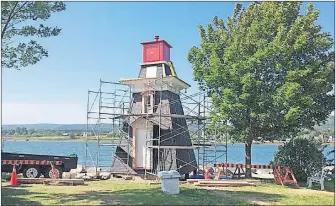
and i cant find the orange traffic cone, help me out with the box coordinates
[10,165,17,186]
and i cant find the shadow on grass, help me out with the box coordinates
[44,186,283,205]
[1,185,42,206]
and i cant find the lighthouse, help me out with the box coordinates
[112,36,198,176]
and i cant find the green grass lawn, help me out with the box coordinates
[1,180,334,205]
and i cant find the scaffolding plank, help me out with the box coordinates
[147,146,201,149]
[106,113,207,120]
[99,144,119,146]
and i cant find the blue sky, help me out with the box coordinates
[2,1,334,124]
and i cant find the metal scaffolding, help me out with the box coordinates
[141,76,228,178]
[85,79,131,173]
[85,77,228,177]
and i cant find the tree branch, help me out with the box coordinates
[1,2,19,40]
[1,1,28,40]
[7,18,22,30]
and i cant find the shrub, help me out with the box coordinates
[70,134,76,139]
[273,138,326,182]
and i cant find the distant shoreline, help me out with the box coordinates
[2,137,118,142]
[2,137,334,146]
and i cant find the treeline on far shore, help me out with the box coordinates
[1,127,119,140]
[2,126,334,144]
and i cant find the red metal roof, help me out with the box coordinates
[140,36,173,48]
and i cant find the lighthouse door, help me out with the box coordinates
[135,128,151,168]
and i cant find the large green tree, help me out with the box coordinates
[1,1,66,69]
[188,2,334,177]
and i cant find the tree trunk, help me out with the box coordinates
[245,141,252,178]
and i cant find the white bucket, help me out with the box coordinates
[158,170,181,195]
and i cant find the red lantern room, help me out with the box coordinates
[141,36,172,63]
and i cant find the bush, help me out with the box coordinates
[273,138,326,182]
[70,134,76,139]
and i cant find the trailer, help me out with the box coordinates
[1,152,78,178]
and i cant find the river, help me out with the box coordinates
[2,140,334,168]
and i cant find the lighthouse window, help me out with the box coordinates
[165,65,172,76]
[146,66,157,78]
[142,93,153,114]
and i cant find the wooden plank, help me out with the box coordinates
[148,180,189,185]
[147,146,201,149]
[194,182,255,186]
[148,182,161,185]
[194,183,255,187]
[194,182,256,187]
[122,176,134,180]
[197,181,250,184]
[197,179,261,184]
[187,179,262,185]
[43,180,84,186]
[186,179,204,184]
[17,178,46,184]
[17,178,84,185]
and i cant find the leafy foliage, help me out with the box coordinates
[273,138,326,182]
[1,125,120,140]
[188,2,334,176]
[1,1,66,69]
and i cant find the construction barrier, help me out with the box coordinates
[214,163,273,178]
[273,166,299,187]
[214,163,299,187]
[214,163,273,169]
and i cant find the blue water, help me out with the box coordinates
[2,140,334,167]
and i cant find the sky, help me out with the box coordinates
[2,1,335,124]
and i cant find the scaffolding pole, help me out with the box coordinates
[85,79,132,173]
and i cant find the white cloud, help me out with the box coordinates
[2,102,87,124]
